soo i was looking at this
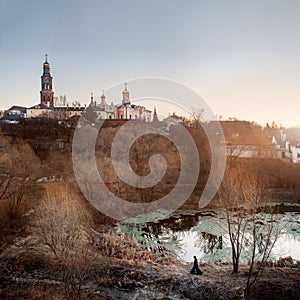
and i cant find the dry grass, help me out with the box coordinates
[98,231,154,261]
[0,134,41,252]
[32,184,92,262]
[31,184,97,299]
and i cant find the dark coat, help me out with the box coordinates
[190,257,202,275]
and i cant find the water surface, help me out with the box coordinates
[118,206,300,263]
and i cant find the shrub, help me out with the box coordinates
[98,232,153,261]
[32,184,96,299]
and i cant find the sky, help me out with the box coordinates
[1,0,300,126]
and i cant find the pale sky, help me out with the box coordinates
[1,0,300,126]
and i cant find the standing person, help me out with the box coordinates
[190,256,202,275]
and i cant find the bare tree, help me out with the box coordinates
[0,144,33,219]
[244,210,282,298]
[226,143,247,164]
[33,185,96,299]
[218,166,259,273]
[0,135,38,251]
[190,107,205,124]
[218,166,282,296]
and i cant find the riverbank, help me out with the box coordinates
[1,127,300,299]
[1,253,300,299]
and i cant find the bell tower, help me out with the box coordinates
[40,54,54,106]
[122,83,130,105]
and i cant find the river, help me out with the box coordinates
[117,204,300,263]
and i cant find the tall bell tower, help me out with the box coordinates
[40,54,54,106]
[122,82,130,105]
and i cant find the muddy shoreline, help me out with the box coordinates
[1,253,300,300]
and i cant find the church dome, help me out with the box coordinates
[43,54,50,68]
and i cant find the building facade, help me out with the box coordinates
[3,106,27,121]
[114,84,152,121]
[90,92,116,120]
[2,57,152,123]
[27,103,53,118]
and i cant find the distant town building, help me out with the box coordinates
[205,121,300,164]
[163,112,186,124]
[27,103,53,118]
[113,83,152,121]
[86,84,152,121]
[1,56,153,123]
[91,92,116,120]
[53,104,85,120]
[54,95,67,107]
[40,54,54,107]
[291,146,300,163]
[3,105,27,121]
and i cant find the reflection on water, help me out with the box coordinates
[118,206,300,263]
